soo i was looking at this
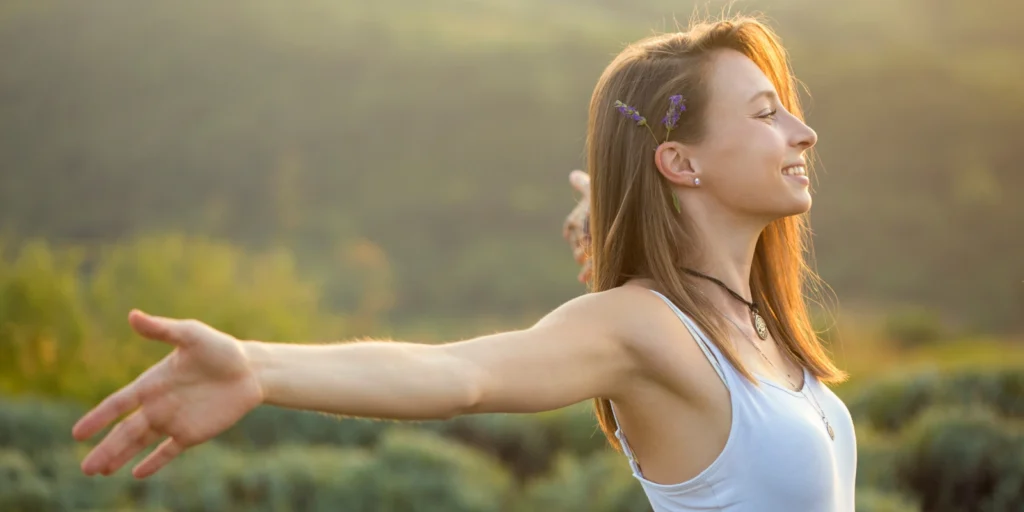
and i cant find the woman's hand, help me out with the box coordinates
[72,310,263,479]
[561,170,592,283]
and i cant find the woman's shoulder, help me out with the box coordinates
[581,283,704,366]
[566,282,665,324]
[581,282,718,401]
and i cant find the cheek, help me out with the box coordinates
[704,124,784,178]
[749,125,787,169]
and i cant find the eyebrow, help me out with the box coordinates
[748,90,778,103]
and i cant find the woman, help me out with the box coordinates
[73,15,856,511]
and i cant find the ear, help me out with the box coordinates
[653,142,701,188]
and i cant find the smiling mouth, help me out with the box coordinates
[782,165,806,176]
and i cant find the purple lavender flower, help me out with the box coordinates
[662,95,686,135]
[614,100,647,126]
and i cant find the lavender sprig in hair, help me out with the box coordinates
[614,95,687,145]
[661,94,686,139]
[613,100,659,144]
[613,100,646,125]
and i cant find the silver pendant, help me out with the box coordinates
[825,419,834,440]
[752,310,768,340]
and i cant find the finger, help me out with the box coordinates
[572,244,589,264]
[569,170,591,198]
[133,437,185,479]
[564,223,580,247]
[72,384,140,442]
[103,428,161,476]
[563,209,586,242]
[128,309,194,347]
[578,260,592,284]
[578,267,588,283]
[81,410,151,475]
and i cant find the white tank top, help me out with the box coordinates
[610,290,857,511]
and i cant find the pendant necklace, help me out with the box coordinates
[691,272,835,442]
[719,311,835,441]
[683,268,769,340]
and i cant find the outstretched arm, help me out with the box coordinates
[249,292,632,418]
[72,291,637,479]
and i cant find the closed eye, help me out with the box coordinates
[757,109,778,121]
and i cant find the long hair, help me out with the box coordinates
[588,15,848,451]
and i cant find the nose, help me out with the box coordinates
[792,118,817,151]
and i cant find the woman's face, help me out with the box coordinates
[687,49,818,221]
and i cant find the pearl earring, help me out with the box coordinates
[694,178,701,186]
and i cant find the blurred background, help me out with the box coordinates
[0,0,1021,510]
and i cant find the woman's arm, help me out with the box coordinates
[248,291,633,419]
[73,290,639,478]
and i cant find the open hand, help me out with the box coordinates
[561,170,592,283]
[72,310,263,478]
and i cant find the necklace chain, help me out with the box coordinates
[683,269,769,340]
[718,312,797,389]
[714,302,835,441]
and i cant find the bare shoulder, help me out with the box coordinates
[538,285,669,337]
[546,284,704,385]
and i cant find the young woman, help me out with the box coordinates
[73,15,856,511]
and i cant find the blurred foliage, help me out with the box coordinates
[6,368,1024,509]
[882,307,947,349]
[513,451,651,512]
[847,367,1024,433]
[0,234,353,402]
[0,232,1020,509]
[854,488,920,512]
[894,407,1024,512]
[0,0,1020,331]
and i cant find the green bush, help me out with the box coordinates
[515,450,649,512]
[854,425,903,494]
[882,308,946,348]
[536,403,609,459]
[896,406,1024,512]
[855,487,920,512]
[0,234,353,404]
[0,396,81,458]
[422,412,558,481]
[0,449,55,512]
[32,447,134,512]
[217,405,388,450]
[26,429,513,511]
[848,367,1024,433]
[848,371,943,432]
[360,428,513,512]
[417,403,611,483]
[0,241,92,398]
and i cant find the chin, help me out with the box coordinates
[773,195,813,219]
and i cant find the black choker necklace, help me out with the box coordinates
[683,268,769,340]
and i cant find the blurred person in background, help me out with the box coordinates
[72,14,856,512]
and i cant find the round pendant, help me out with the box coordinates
[752,311,769,340]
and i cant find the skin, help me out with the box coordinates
[72,49,818,487]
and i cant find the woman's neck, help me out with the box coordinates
[685,209,768,319]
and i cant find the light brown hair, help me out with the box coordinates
[587,15,847,451]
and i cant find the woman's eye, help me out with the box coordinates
[758,109,778,120]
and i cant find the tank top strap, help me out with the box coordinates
[608,288,733,477]
[647,289,729,388]
[608,400,644,475]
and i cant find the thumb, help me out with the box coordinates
[569,170,590,198]
[128,309,194,347]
